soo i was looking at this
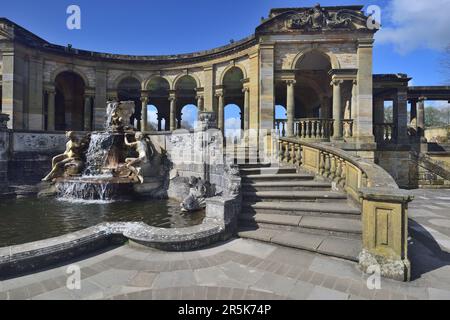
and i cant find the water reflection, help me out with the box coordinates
[0,198,205,247]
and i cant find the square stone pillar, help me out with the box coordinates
[393,88,409,144]
[45,86,56,131]
[94,69,108,130]
[259,43,275,156]
[203,66,214,113]
[417,96,427,143]
[27,55,44,130]
[373,97,385,124]
[259,43,275,131]
[354,39,375,144]
[0,114,10,190]
[1,50,25,129]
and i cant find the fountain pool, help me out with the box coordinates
[0,198,205,247]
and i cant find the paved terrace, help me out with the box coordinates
[1,189,450,300]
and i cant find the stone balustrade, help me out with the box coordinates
[343,119,354,139]
[275,119,287,137]
[374,123,396,144]
[294,118,334,141]
[278,137,413,281]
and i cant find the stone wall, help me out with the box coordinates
[8,131,66,183]
[425,126,450,143]
[375,150,414,189]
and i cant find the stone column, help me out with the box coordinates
[351,80,357,120]
[410,99,417,129]
[2,50,25,129]
[140,94,149,132]
[417,96,426,142]
[94,69,108,130]
[84,95,93,131]
[46,88,56,131]
[331,79,343,140]
[373,98,385,124]
[243,86,250,132]
[157,116,162,131]
[216,90,224,133]
[354,39,375,143]
[0,113,10,191]
[197,94,204,113]
[394,88,409,144]
[169,92,177,132]
[286,80,296,137]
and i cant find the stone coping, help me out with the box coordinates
[281,137,399,189]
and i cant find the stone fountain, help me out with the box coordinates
[42,101,153,201]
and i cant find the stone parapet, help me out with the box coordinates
[278,137,413,281]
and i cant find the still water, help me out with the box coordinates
[0,198,205,248]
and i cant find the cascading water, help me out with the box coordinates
[83,132,115,177]
[55,101,137,202]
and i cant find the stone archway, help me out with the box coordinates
[147,77,170,131]
[220,67,245,133]
[175,75,197,130]
[54,71,86,131]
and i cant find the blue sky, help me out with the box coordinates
[2,0,449,127]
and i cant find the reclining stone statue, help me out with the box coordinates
[180,177,213,212]
[42,131,88,182]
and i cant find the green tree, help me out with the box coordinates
[425,106,448,128]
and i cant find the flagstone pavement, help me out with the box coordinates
[1,189,450,300]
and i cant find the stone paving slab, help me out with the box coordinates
[1,189,450,300]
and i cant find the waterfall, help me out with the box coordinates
[83,132,114,176]
[56,180,114,202]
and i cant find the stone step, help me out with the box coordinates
[242,201,361,217]
[237,163,273,169]
[242,181,332,192]
[240,167,298,175]
[242,173,316,182]
[239,213,362,236]
[238,227,361,262]
[242,190,347,203]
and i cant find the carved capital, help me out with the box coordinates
[286,79,297,86]
[331,79,344,87]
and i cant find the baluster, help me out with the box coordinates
[319,151,325,175]
[329,156,337,179]
[324,153,331,178]
[297,144,303,166]
[334,157,342,184]
[291,143,296,164]
[340,160,347,188]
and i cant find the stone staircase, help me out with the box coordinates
[237,162,363,262]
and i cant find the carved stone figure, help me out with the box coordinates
[287,4,362,31]
[106,101,136,131]
[42,131,88,182]
[180,177,213,212]
[124,132,152,184]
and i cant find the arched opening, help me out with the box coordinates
[147,105,159,131]
[219,67,245,136]
[275,105,287,136]
[224,104,242,142]
[118,77,141,129]
[176,75,197,129]
[148,77,170,131]
[180,104,198,130]
[294,51,332,119]
[54,71,85,131]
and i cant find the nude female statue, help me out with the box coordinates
[124,132,152,183]
[42,131,84,182]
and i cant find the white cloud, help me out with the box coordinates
[376,0,450,54]
[225,117,242,139]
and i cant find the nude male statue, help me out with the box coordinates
[124,132,152,184]
[42,131,83,182]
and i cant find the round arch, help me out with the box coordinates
[51,66,90,88]
[173,73,201,90]
[291,48,340,70]
[113,72,143,90]
[219,64,247,86]
[144,76,172,92]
